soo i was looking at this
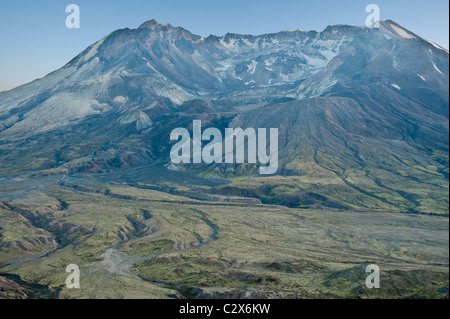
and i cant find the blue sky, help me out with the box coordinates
[0,0,448,91]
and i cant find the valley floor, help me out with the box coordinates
[0,177,448,299]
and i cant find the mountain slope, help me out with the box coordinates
[0,19,448,214]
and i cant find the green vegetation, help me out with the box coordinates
[0,183,447,299]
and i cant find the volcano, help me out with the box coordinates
[0,19,448,214]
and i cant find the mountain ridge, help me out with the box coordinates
[0,19,448,214]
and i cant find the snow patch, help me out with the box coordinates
[417,74,426,81]
[113,96,128,104]
[119,111,152,131]
[390,24,415,39]
[220,37,238,52]
[242,38,258,49]
[285,29,305,32]
[247,60,258,74]
[82,38,105,62]
[425,40,449,53]
[432,61,443,75]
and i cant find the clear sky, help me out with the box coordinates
[0,0,448,92]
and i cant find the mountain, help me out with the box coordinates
[0,19,448,214]
[0,19,449,301]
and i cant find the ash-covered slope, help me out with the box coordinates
[0,19,447,139]
[0,19,356,139]
[0,20,448,213]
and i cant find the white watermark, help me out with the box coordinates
[170,120,278,175]
[65,264,80,289]
[366,4,380,28]
[365,264,380,288]
[66,4,80,29]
